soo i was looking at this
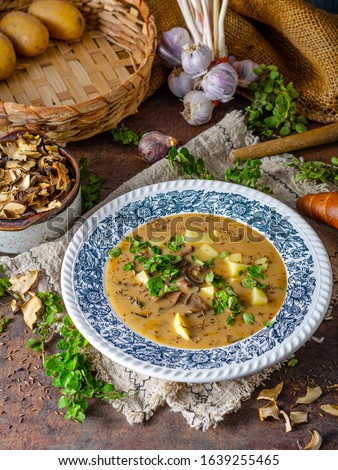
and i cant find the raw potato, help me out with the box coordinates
[0,11,49,57]
[0,32,16,79]
[28,0,85,40]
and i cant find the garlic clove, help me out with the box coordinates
[181,90,214,126]
[138,131,177,163]
[168,67,195,98]
[232,59,259,88]
[201,62,238,103]
[181,43,213,76]
[157,27,192,68]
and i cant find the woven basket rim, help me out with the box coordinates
[0,0,157,143]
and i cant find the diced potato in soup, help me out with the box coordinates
[105,213,287,349]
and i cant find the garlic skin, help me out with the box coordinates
[181,43,213,76]
[201,63,238,103]
[138,131,177,163]
[182,90,214,126]
[157,27,192,68]
[168,67,195,98]
[232,60,259,88]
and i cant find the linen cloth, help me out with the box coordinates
[2,110,337,430]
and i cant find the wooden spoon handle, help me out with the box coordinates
[229,122,338,162]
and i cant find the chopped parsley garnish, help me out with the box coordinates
[219,251,229,259]
[212,286,242,317]
[167,235,185,252]
[241,264,267,289]
[146,277,178,297]
[123,262,135,271]
[108,247,121,258]
[243,313,256,324]
[205,272,214,283]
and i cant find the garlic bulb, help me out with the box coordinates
[157,27,192,68]
[232,60,259,88]
[168,67,195,98]
[181,43,213,76]
[182,90,214,126]
[138,131,177,163]
[201,63,238,103]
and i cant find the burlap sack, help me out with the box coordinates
[147,0,338,124]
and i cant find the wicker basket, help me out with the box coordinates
[0,0,157,143]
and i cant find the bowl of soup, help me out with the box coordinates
[61,179,332,383]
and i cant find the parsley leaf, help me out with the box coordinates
[246,64,308,139]
[111,123,141,146]
[243,313,256,324]
[285,156,338,184]
[0,317,11,334]
[167,147,214,180]
[167,235,185,252]
[80,158,104,212]
[224,158,272,194]
[108,247,121,258]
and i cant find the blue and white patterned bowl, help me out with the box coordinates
[61,180,332,383]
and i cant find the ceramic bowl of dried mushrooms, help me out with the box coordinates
[0,131,81,254]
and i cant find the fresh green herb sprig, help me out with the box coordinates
[26,292,65,360]
[166,147,272,193]
[243,313,256,325]
[167,235,185,252]
[285,156,338,184]
[241,265,267,290]
[0,317,11,333]
[212,285,242,325]
[0,264,11,298]
[111,123,141,146]
[27,292,124,423]
[224,158,272,194]
[79,158,104,212]
[167,147,215,180]
[246,64,308,139]
[44,315,125,423]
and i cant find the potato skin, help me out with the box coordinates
[28,0,85,40]
[0,31,16,80]
[0,11,49,57]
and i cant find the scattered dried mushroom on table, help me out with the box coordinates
[0,133,73,219]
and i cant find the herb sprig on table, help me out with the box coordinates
[224,158,272,193]
[26,291,125,423]
[166,147,272,193]
[167,147,214,180]
[79,157,104,212]
[285,156,338,184]
[111,123,142,146]
[246,64,308,139]
[0,317,11,333]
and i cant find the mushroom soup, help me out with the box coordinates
[105,213,287,349]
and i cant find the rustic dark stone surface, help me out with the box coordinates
[0,86,337,450]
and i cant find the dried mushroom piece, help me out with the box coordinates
[258,400,280,421]
[290,411,308,425]
[257,382,283,402]
[303,429,322,450]
[0,132,74,220]
[9,270,40,299]
[280,410,292,432]
[319,404,338,417]
[296,386,322,405]
[21,295,42,329]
